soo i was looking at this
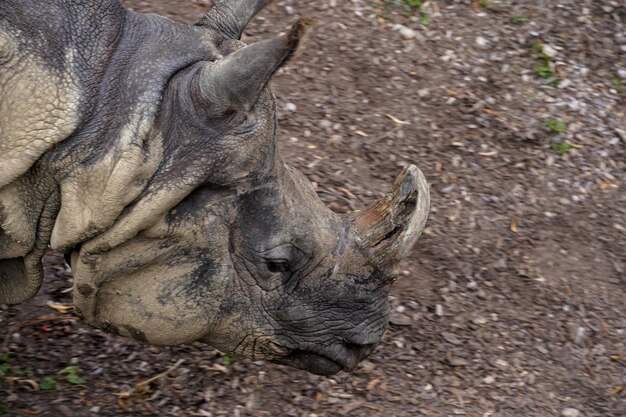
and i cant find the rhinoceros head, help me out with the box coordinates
[0,0,429,375]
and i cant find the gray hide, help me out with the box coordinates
[0,0,429,375]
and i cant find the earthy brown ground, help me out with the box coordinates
[1,1,625,416]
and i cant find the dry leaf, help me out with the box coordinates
[599,180,616,190]
[47,303,73,313]
[384,114,410,125]
[510,215,518,233]
[366,378,381,391]
[116,359,184,405]
[13,378,39,391]
[478,151,498,156]
[483,107,508,121]
[379,380,388,394]
[471,0,480,13]
[355,130,369,137]
[435,162,442,172]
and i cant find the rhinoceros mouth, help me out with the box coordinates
[274,350,343,375]
[272,341,377,376]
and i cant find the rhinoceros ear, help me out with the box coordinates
[191,18,313,115]
[353,165,430,269]
[197,0,273,40]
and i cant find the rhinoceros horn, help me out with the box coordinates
[197,0,273,40]
[353,165,430,271]
[190,17,312,115]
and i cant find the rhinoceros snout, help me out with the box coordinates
[275,341,377,376]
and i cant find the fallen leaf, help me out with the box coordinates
[609,386,624,395]
[116,359,184,405]
[510,215,518,233]
[478,151,498,156]
[366,378,381,391]
[379,380,388,394]
[483,108,508,121]
[471,0,480,13]
[384,114,410,125]
[11,378,39,391]
[47,303,73,313]
[599,180,617,189]
[435,162,442,172]
[355,130,369,137]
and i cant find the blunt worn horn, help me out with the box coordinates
[197,0,274,40]
[191,18,313,115]
[353,165,430,268]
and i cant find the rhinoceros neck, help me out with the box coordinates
[0,1,220,293]
[28,10,219,252]
[0,0,126,189]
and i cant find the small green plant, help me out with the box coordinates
[612,75,622,88]
[222,354,236,365]
[59,366,86,385]
[399,0,429,25]
[545,118,566,134]
[0,403,7,416]
[551,143,572,154]
[0,354,14,376]
[480,0,509,10]
[531,42,555,79]
[0,364,9,375]
[40,376,58,390]
[510,16,528,24]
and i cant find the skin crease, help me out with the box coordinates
[0,0,429,375]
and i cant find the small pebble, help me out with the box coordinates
[562,408,581,417]
[483,375,496,384]
[398,25,417,40]
[435,304,444,316]
[475,36,489,47]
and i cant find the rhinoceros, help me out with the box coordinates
[0,0,429,375]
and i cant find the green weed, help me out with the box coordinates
[551,143,572,153]
[480,0,509,10]
[531,42,556,80]
[59,366,86,385]
[510,16,528,24]
[40,376,58,390]
[545,118,566,134]
[222,354,236,365]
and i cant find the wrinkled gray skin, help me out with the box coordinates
[0,0,429,375]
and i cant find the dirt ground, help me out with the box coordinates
[1,1,625,416]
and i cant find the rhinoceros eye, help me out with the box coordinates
[266,259,289,273]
